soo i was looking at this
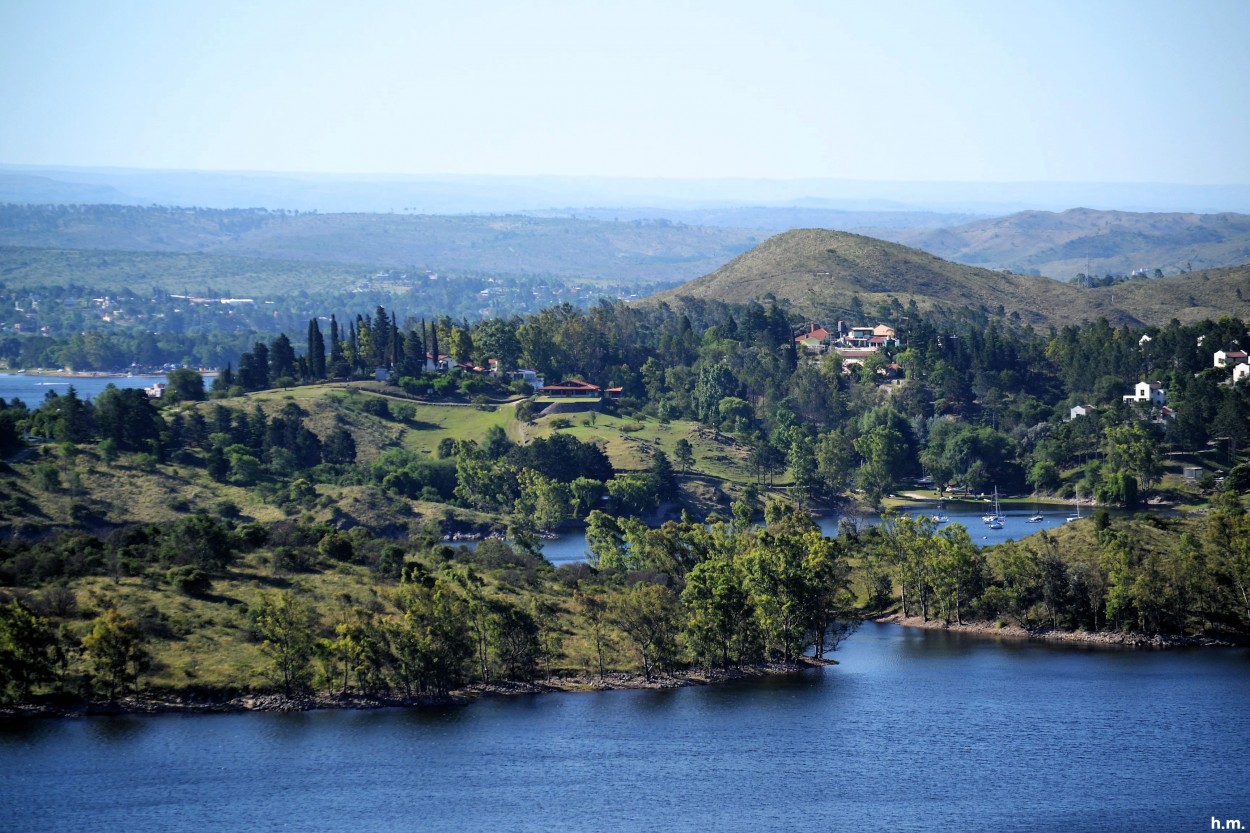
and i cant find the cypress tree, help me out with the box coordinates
[307,319,326,379]
[329,315,343,366]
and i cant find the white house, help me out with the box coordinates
[1234,363,1250,383]
[1123,381,1166,406]
[1069,403,1096,420]
[1214,349,1248,368]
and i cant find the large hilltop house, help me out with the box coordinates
[539,379,602,398]
[793,321,897,355]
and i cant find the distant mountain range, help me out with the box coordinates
[2,200,1249,328]
[869,208,1250,280]
[3,165,1249,214]
[646,228,1250,329]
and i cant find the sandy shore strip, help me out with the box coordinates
[0,659,832,719]
[875,612,1237,647]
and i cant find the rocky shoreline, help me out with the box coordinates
[0,659,829,720]
[875,613,1240,647]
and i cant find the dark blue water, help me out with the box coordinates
[537,503,1104,566]
[3,623,1247,833]
[0,373,166,404]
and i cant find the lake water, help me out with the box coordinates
[0,373,166,404]
[535,501,1107,566]
[3,623,1246,833]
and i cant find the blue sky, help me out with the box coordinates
[1,0,1247,184]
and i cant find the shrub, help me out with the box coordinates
[167,566,212,596]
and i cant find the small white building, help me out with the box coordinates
[1123,381,1166,406]
[1234,363,1250,383]
[1214,349,1248,368]
[1069,403,1096,420]
[511,369,545,390]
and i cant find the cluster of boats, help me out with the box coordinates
[928,486,1083,529]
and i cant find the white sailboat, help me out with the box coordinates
[983,486,1003,525]
[1066,493,1082,523]
[1027,499,1043,523]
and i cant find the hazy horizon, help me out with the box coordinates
[5,163,1250,216]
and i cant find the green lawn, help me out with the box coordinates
[524,411,756,483]
[398,401,520,455]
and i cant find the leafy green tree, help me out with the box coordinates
[0,600,60,703]
[481,425,514,460]
[673,438,695,473]
[29,387,93,443]
[740,531,805,661]
[682,555,754,668]
[1103,422,1163,497]
[81,608,149,699]
[160,514,237,571]
[609,582,681,681]
[1206,495,1250,627]
[802,535,858,657]
[649,449,678,503]
[237,341,270,391]
[574,590,613,680]
[392,581,473,695]
[449,325,474,365]
[585,510,627,570]
[879,513,938,620]
[164,368,206,403]
[472,319,521,372]
[692,362,737,425]
[94,386,162,452]
[253,592,318,696]
[854,425,908,504]
[606,475,659,517]
[515,468,571,531]
[324,426,357,464]
[489,600,541,681]
[929,525,985,625]
[787,434,818,509]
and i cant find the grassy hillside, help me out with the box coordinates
[645,228,1250,328]
[0,384,766,539]
[873,208,1250,279]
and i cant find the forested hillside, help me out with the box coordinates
[0,204,761,284]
